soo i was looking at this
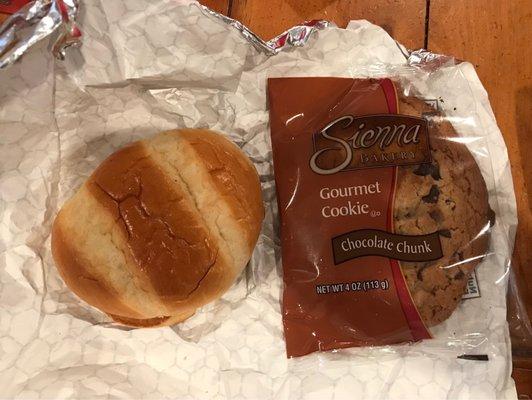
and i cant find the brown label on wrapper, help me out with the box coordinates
[311,115,431,174]
[332,229,443,264]
[268,77,439,358]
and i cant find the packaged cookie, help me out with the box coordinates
[0,0,522,397]
[268,77,493,357]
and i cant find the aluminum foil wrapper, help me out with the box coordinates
[0,1,519,399]
[0,0,80,68]
[0,0,328,68]
[199,3,332,55]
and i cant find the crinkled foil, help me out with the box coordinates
[407,49,459,70]
[0,0,329,69]
[0,0,79,69]
[198,3,331,54]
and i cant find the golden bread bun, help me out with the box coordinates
[52,129,264,327]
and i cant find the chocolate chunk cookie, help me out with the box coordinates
[393,94,491,327]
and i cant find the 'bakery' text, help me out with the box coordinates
[310,114,430,174]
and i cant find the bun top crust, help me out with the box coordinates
[52,129,264,326]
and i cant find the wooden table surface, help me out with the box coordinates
[1,0,531,397]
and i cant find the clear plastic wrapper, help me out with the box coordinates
[0,0,521,398]
[268,76,496,357]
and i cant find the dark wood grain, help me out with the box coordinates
[229,0,426,49]
[199,0,230,15]
[514,364,532,399]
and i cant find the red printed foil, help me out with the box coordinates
[0,0,31,14]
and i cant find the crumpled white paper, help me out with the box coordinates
[0,0,518,399]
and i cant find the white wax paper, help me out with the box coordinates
[0,1,518,399]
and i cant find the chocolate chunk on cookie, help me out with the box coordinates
[393,93,491,327]
[422,185,440,204]
[414,162,441,180]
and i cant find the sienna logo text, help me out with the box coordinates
[309,114,431,174]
